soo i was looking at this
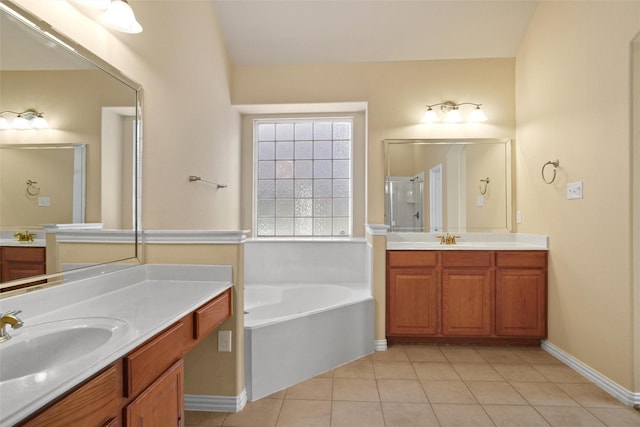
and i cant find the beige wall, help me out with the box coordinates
[515,1,640,391]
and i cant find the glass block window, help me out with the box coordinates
[255,119,352,237]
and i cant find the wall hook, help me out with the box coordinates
[541,160,560,184]
[479,177,490,195]
[25,179,40,196]
[189,175,227,189]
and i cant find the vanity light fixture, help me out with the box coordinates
[0,110,49,130]
[100,0,142,34]
[421,101,487,124]
[73,0,142,34]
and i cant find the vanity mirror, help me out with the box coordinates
[0,1,142,293]
[384,138,512,233]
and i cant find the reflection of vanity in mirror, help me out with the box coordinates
[384,138,512,233]
[0,3,141,293]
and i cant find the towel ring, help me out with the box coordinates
[479,177,490,195]
[541,160,559,184]
[25,179,40,196]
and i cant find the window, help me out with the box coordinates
[255,118,352,237]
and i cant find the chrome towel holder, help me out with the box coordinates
[188,175,227,189]
[541,160,559,184]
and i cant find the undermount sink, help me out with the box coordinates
[0,317,129,382]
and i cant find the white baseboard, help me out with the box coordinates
[185,390,247,413]
[375,339,388,351]
[542,340,640,407]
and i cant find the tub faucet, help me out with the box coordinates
[0,310,23,343]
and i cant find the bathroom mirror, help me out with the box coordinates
[384,138,512,233]
[0,2,142,292]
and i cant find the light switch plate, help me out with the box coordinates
[38,196,50,207]
[567,181,583,199]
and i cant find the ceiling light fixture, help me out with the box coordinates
[0,109,49,130]
[421,101,487,124]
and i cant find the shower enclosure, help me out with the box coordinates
[385,175,424,232]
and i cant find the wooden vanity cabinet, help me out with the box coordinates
[387,250,547,345]
[17,288,232,427]
[0,246,46,285]
[386,251,440,335]
[441,252,493,337]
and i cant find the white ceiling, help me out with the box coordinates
[212,0,539,66]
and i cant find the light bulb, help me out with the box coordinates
[75,0,111,9]
[469,106,487,122]
[444,108,463,123]
[100,0,143,34]
[421,107,439,123]
[13,115,29,129]
[31,115,49,129]
[0,117,9,130]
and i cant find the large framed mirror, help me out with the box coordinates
[0,1,142,294]
[384,138,512,233]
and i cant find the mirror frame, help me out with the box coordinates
[0,0,143,294]
[384,138,512,233]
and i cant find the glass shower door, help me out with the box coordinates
[385,176,424,232]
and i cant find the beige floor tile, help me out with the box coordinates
[381,402,440,427]
[431,403,495,427]
[440,346,487,363]
[274,399,331,427]
[513,349,563,364]
[466,381,528,405]
[331,401,385,427]
[420,379,477,404]
[492,363,549,382]
[332,378,380,402]
[185,410,227,426]
[453,363,503,381]
[413,361,461,380]
[314,369,333,378]
[372,345,409,362]
[587,407,640,427]
[535,405,606,426]
[377,379,427,403]
[285,377,332,400]
[222,399,283,427]
[511,382,579,407]
[266,389,287,399]
[483,405,551,426]
[556,383,627,408]
[476,347,528,364]
[533,364,590,383]
[373,361,417,379]
[404,345,448,362]
[332,358,375,379]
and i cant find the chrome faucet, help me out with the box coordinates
[0,310,23,343]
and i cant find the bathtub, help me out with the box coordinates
[244,240,375,401]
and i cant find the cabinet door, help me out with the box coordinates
[496,269,546,337]
[126,360,184,427]
[387,268,440,335]
[442,269,492,336]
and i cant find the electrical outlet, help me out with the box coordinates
[218,330,232,352]
[476,195,484,207]
[567,181,583,200]
[516,210,522,224]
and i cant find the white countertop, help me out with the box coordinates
[386,232,548,250]
[0,264,232,426]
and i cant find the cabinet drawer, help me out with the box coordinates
[441,251,492,268]
[496,251,547,268]
[194,288,232,339]
[2,246,45,262]
[125,322,185,398]
[20,363,121,426]
[387,251,437,267]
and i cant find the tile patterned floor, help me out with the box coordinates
[185,344,640,427]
